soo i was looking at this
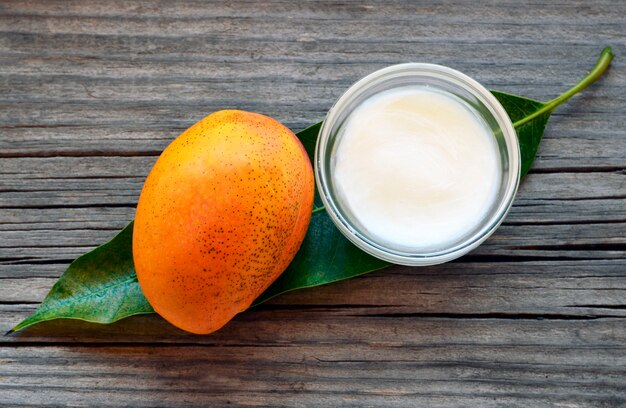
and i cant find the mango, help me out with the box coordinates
[133,110,314,334]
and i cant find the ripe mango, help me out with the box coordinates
[133,110,314,334]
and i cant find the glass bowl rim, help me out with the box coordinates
[314,62,521,266]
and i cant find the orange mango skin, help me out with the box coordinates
[133,110,314,334]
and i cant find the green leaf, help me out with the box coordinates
[10,47,613,333]
[9,222,153,333]
[491,92,549,177]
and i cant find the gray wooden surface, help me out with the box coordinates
[1,1,625,407]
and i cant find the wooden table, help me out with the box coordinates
[1,1,625,406]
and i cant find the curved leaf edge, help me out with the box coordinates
[9,222,154,334]
[252,263,391,307]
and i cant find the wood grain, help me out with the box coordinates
[1,0,625,406]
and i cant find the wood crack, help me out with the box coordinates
[0,203,137,210]
[566,305,626,310]
[358,312,624,320]
[0,151,162,159]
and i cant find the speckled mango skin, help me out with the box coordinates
[133,110,314,334]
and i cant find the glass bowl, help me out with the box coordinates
[314,63,520,266]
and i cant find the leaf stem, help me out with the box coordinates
[512,47,614,129]
[312,206,326,214]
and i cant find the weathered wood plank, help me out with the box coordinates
[1,319,625,407]
[0,207,135,231]
[3,0,625,20]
